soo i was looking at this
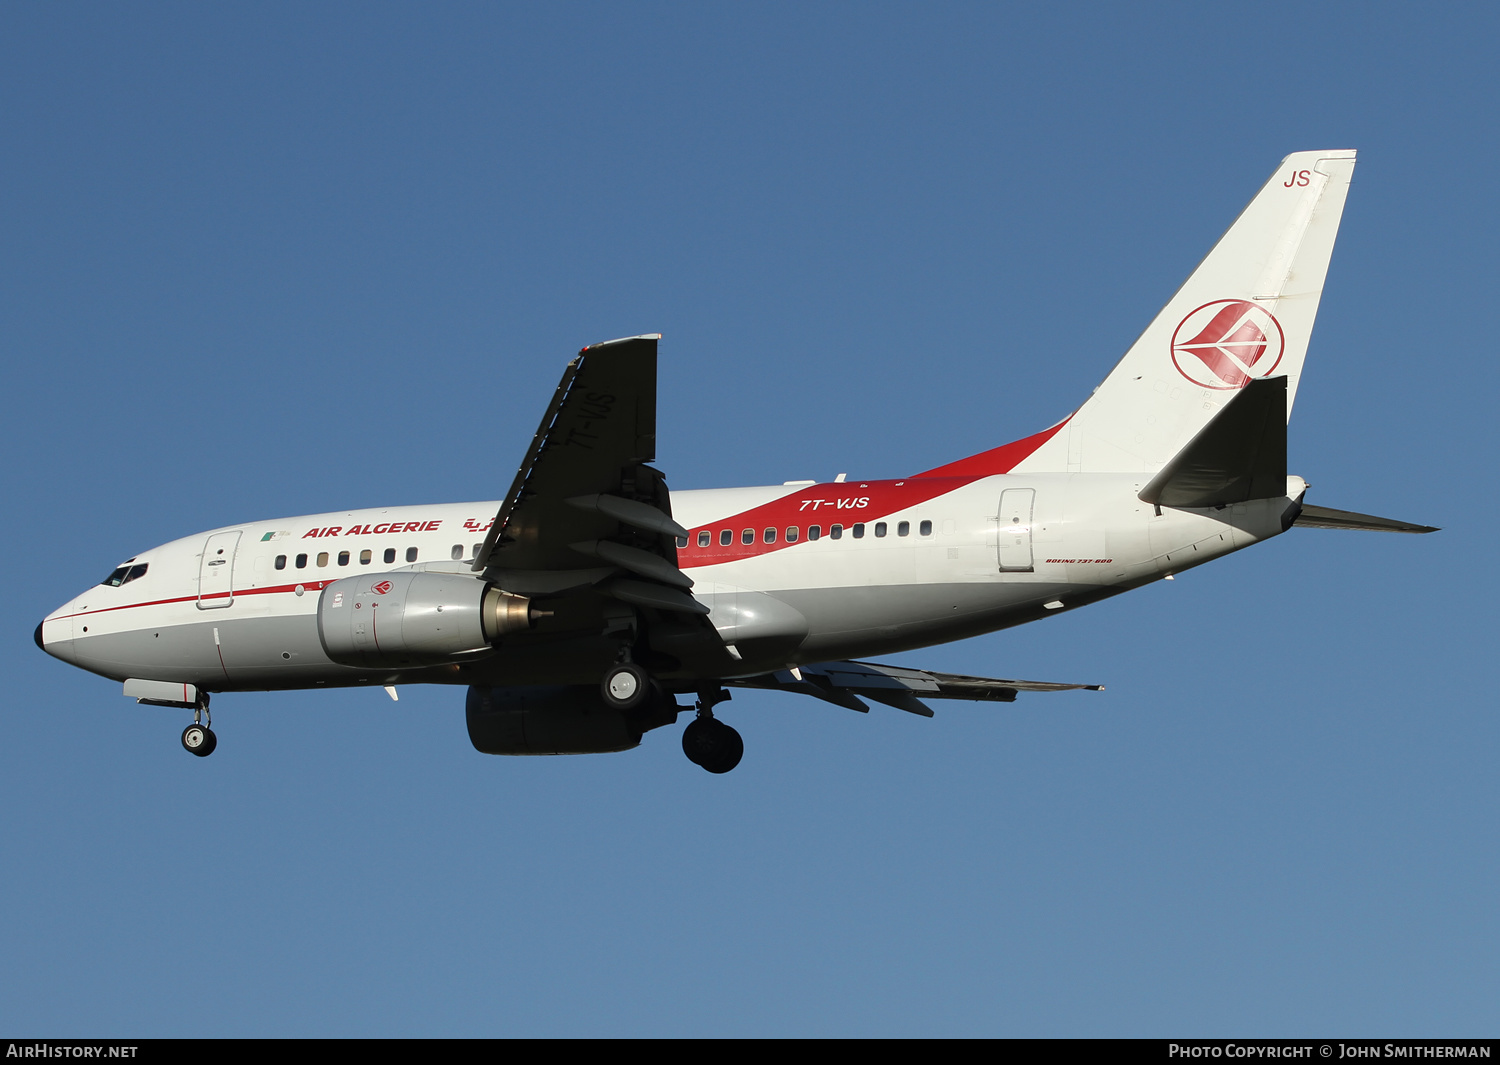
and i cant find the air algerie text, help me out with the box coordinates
[302,520,443,538]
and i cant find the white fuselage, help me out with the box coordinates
[38,473,1302,694]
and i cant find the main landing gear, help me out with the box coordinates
[181,700,217,757]
[602,661,744,774]
[600,661,652,711]
[682,688,742,774]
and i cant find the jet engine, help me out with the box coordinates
[466,684,681,755]
[317,571,535,666]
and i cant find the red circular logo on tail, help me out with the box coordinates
[371,580,392,595]
[1170,300,1285,390]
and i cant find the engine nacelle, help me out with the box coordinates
[317,571,533,666]
[466,684,680,755]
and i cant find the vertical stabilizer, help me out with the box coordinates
[1010,150,1356,476]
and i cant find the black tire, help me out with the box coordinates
[600,663,651,711]
[182,724,213,757]
[702,722,743,774]
[681,717,711,765]
[682,718,743,774]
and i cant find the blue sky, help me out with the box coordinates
[2,3,1495,1036]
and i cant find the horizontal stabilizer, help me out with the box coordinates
[729,659,1102,716]
[1293,504,1438,534]
[1139,376,1286,508]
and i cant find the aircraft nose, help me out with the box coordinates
[35,614,71,663]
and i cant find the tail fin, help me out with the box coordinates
[1006,150,1356,476]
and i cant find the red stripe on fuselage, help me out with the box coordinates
[679,421,1068,568]
[681,476,972,568]
[910,419,1068,479]
[54,580,335,621]
[66,424,1070,600]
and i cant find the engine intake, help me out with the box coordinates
[317,571,534,666]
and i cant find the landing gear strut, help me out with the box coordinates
[181,700,217,757]
[682,688,742,774]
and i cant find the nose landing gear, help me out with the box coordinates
[181,700,217,757]
[182,723,217,756]
[682,688,742,774]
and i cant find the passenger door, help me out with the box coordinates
[197,531,242,609]
[997,489,1035,572]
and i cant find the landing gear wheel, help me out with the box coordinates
[682,717,743,774]
[182,724,217,757]
[601,662,651,711]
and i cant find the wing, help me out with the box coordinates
[472,335,705,613]
[728,659,1103,717]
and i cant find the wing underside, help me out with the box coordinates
[471,334,706,614]
[728,659,1103,717]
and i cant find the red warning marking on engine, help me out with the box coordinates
[1171,300,1285,390]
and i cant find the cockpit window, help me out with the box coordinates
[101,563,148,587]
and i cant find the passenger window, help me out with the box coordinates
[360,550,372,565]
[919,520,933,536]
[720,530,732,546]
[764,528,776,544]
[676,536,688,549]
[698,531,711,548]
[296,554,308,569]
[875,522,887,538]
[275,555,287,570]
[338,551,350,566]
[898,521,910,537]
[830,524,844,540]
[852,523,865,539]
[808,525,822,541]
[742,529,754,545]
[317,552,329,567]
[451,545,464,561]
[383,548,396,564]
[785,527,799,543]
[472,544,483,558]
[406,547,418,562]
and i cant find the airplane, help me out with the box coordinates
[35,149,1436,773]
